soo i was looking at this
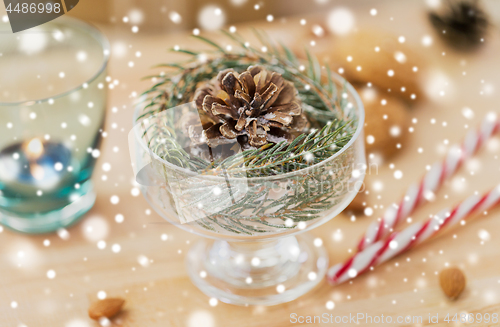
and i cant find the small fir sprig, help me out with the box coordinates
[139,29,354,175]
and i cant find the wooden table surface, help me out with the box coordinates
[2,1,500,326]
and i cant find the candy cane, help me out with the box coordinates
[357,113,500,251]
[328,185,500,285]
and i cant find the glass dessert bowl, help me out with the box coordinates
[131,70,365,306]
[0,17,109,233]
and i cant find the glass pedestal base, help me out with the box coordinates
[0,181,95,234]
[186,234,328,306]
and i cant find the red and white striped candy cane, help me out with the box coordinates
[328,185,500,285]
[357,113,500,252]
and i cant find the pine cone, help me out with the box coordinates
[429,0,489,51]
[186,66,307,149]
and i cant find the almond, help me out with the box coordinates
[88,297,125,320]
[439,267,466,300]
[357,85,410,159]
[315,29,427,103]
[346,190,367,212]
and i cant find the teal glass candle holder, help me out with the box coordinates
[0,17,109,233]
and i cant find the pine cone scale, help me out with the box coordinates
[211,103,239,120]
[235,90,251,105]
[238,71,255,96]
[222,73,242,97]
[253,70,268,93]
[267,102,301,115]
[202,96,224,123]
[235,114,247,131]
[259,84,279,111]
[220,121,241,139]
[278,83,296,105]
[248,120,267,147]
[204,123,236,147]
[263,112,294,126]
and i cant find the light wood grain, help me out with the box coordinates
[2,1,500,326]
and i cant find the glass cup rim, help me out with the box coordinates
[0,16,110,107]
[133,72,365,182]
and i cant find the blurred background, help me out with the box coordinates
[2,0,500,326]
[64,0,378,31]
[60,0,500,33]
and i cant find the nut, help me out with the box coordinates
[439,267,466,300]
[88,297,125,320]
[358,85,410,159]
[346,190,366,212]
[316,29,426,103]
